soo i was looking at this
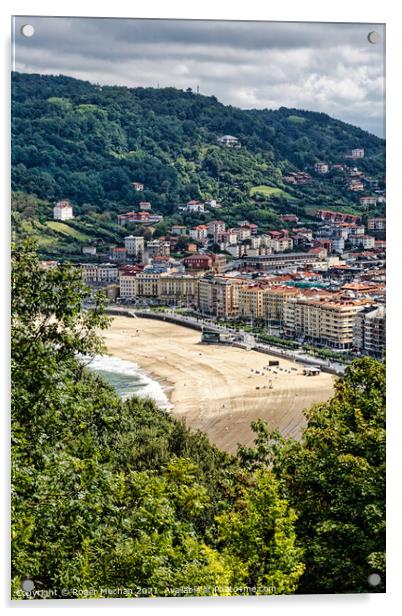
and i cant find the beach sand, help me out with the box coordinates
[102,316,335,454]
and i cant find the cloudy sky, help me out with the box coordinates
[12,17,385,137]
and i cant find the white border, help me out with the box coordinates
[1,1,401,614]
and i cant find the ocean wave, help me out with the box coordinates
[78,354,172,410]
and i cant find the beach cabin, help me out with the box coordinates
[303,366,321,376]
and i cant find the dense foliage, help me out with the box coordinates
[11,241,304,599]
[239,358,386,594]
[12,72,385,255]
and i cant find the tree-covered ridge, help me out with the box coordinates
[11,241,385,598]
[12,71,385,222]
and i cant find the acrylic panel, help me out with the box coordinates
[11,16,386,600]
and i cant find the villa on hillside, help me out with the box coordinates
[217,135,241,148]
[53,200,74,221]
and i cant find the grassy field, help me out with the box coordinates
[250,185,297,200]
[287,115,306,124]
[45,221,89,241]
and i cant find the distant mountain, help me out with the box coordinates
[11,72,385,254]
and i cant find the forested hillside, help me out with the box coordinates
[12,71,385,236]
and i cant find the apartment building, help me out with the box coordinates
[147,239,171,258]
[262,286,301,324]
[124,235,144,260]
[284,297,368,350]
[238,285,265,319]
[207,220,226,239]
[159,275,199,307]
[134,272,161,298]
[292,227,313,241]
[198,276,242,318]
[354,305,386,358]
[119,272,138,299]
[264,236,294,253]
[82,263,119,284]
[231,227,252,241]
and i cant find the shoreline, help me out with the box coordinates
[101,316,336,453]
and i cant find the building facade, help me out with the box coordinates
[284,297,367,350]
[53,200,74,220]
[124,235,145,260]
[354,305,386,358]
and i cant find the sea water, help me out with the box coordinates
[79,354,172,410]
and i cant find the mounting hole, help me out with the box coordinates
[21,579,35,592]
[21,24,35,38]
[367,31,380,44]
[368,573,381,587]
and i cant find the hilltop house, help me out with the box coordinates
[217,135,241,148]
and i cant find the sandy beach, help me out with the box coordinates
[101,316,335,453]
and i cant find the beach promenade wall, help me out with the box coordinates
[106,307,205,332]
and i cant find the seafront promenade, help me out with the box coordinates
[106,306,346,376]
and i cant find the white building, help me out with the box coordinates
[124,235,145,260]
[349,235,376,249]
[185,200,205,213]
[314,162,329,174]
[82,246,97,256]
[264,237,294,253]
[359,196,377,206]
[217,135,240,148]
[351,148,365,159]
[81,263,118,284]
[53,200,74,221]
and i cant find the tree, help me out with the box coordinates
[238,358,386,594]
[216,470,305,594]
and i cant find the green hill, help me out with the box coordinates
[11,71,385,252]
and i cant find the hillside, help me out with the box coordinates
[11,72,385,254]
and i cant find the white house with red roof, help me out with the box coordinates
[53,200,74,221]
